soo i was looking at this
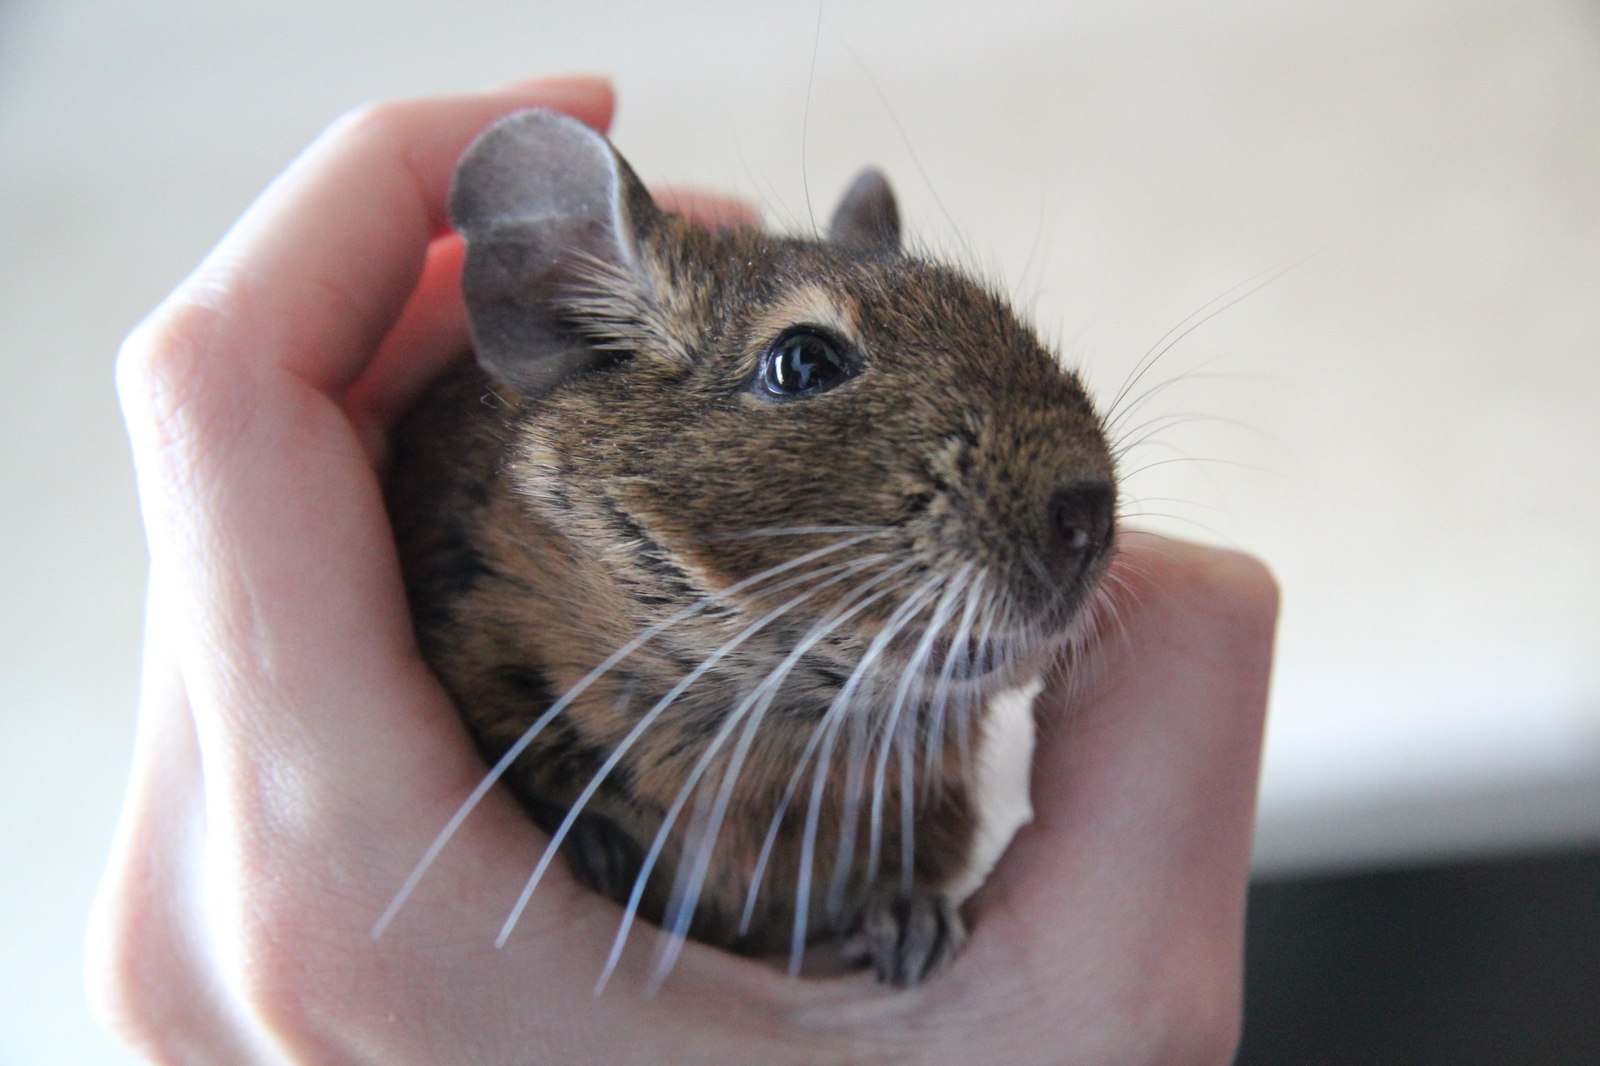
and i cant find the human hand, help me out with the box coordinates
[87,75,1277,1064]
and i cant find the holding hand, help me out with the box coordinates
[88,75,1276,1064]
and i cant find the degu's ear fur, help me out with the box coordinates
[828,168,900,255]
[450,109,663,397]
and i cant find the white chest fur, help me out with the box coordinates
[945,675,1041,904]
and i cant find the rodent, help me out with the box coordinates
[385,109,1118,987]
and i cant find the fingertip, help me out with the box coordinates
[1111,531,1280,642]
[485,74,616,132]
[345,231,472,466]
[651,187,763,230]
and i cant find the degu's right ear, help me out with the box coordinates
[449,109,662,397]
[828,168,900,255]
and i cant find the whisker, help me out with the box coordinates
[921,568,988,790]
[633,563,924,990]
[1020,543,1054,588]
[371,530,883,940]
[1117,494,1221,513]
[496,551,895,947]
[848,565,971,904]
[1104,255,1314,430]
[826,564,965,914]
[1039,580,1123,741]
[954,589,1005,793]
[1102,357,1269,440]
[1118,453,1276,479]
[1077,566,1137,669]
[826,700,873,919]
[707,524,894,541]
[832,34,976,269]
[594,558,921,990]
[741,567,931,940]
[1111,411,1274,461]
[640,560,928,985]
[799,2,822,237]
[898,699,917,890]
[1114,509,1242,547]
[789,570,943,976]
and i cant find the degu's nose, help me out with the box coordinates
[1044,480,1116,574]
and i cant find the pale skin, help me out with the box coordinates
[87,75,1279,1064]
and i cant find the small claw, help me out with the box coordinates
[863,887,965,986]
[563,813,646,905]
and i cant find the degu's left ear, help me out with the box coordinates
[828,168,900,254]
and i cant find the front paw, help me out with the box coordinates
[862,887,965,986]
[561,812,646,906]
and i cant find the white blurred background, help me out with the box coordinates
[2,1,1597,1060]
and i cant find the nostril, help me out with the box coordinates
[1046,482,1115,565]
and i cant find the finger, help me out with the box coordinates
[651,186,762,230]
[112,89,620,832]
[117,79,609,707]
[346,186,762,468]
[85,584,261,1059]
[343,232,469,468]
[181,75,613,395]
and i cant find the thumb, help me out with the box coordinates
[956,536,1276,1044]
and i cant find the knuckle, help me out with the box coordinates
[1171,980,1244,1065]
[321,96,423,157]
[1138,943,1245,1066]
[85,845,342,1058]
[84,858,193,1053]
[116,293,236,449]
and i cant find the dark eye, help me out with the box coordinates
[758,329,856,399]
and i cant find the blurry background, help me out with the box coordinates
[2,0,1596,1061]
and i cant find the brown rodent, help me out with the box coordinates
[385,109,1118,987]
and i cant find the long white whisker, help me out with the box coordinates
[826,702,873,918]
[819,560,940,915]
[738,573,924,936]
[898,698,917,889]
[789,571,944,976]
[732,569,921,934]
[708,524,894,541]
[840,565,970,906]
[878,567,970,887]
[496,550,896,947]
[954,588,1005,792]
[627,560,923,991]
[738,566,969,936]
[922,569,988,790]
[590,554,909,988]
[372,531,892,940]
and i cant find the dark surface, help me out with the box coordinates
[1239,846,1600,1065]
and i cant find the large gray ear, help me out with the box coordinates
[827,168,900,254]
[449,109,660,396]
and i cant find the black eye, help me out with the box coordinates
[758,329,856,399]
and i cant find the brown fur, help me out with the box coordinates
[385,111,1116,981]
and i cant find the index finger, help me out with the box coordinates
[243,76,614,394]
[114,77,613,772]
[137,76,614,401]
